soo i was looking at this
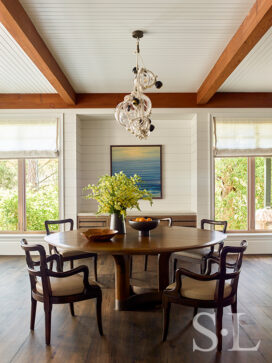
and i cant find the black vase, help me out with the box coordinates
[110,213,126,234]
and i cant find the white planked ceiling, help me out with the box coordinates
[1,0,269,94]
[220,27,272,92]
[17,0,257,93]
[0,23,56,93]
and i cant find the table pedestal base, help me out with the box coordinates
[113,253,171,311]
[115,291,162,311]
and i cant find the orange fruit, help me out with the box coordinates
[147,218,152,222]
[139,217,146,222]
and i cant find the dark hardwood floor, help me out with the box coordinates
[0,254,272,363]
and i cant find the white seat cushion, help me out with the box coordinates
[174,248,211,260]
[57,248,89,258]
[166,277,232,300]
[36,274,96,296]
[174,247,221,260]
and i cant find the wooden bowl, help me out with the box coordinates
[128,218,159,236]
[82,228,118,242]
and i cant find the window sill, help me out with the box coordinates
[228,232,272,237]
[0,233,45,237]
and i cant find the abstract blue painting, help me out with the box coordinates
[111,145,162,198]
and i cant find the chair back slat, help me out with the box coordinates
[200,219,227,256]
[201,219,227,233]
[215,240,247,301]
[45,218,74,235]
[159,218,173,227]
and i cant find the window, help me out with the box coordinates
[215,157,272,231]
[0,159,59,232]
[213,118,272,232]
[0,160,18,231]
[0,118,60,233]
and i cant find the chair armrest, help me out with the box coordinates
[47,265,90,289]
[174,267,220,293]
[175,267,219,281]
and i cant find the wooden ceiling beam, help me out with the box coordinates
[0,0,76,105]
[0,92,271,109]
[197,0,272,105]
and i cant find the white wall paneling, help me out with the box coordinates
[64,112,78,222]
[190,115,197,212]
[76,115,82,214]
[76,113,197,214]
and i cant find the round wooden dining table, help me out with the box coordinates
[44,225,226,311]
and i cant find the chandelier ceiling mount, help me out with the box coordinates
[132,30,144,39]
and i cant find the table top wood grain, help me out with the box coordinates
[44,226,226,255]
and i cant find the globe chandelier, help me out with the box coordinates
[115,30,163,140]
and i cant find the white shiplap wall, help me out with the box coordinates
[76,115,82,212]
[190,115,197,212]
[196,111,211,225]
[77,115,197,213]
[63,112,78,222]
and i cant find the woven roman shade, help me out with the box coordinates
[0,118,59,158]
[213,117,272,157]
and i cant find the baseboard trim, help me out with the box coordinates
[0,235,47,255]
[225,234,272,254]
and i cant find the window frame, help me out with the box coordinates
[213,155,272,233]
[0,114,64,234]
[0,157,61,234]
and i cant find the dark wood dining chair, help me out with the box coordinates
[45,219,98,281]
[21,239,103,345]
[130,217,173,277]
[162,240,247,352]
[172,219,227,280]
